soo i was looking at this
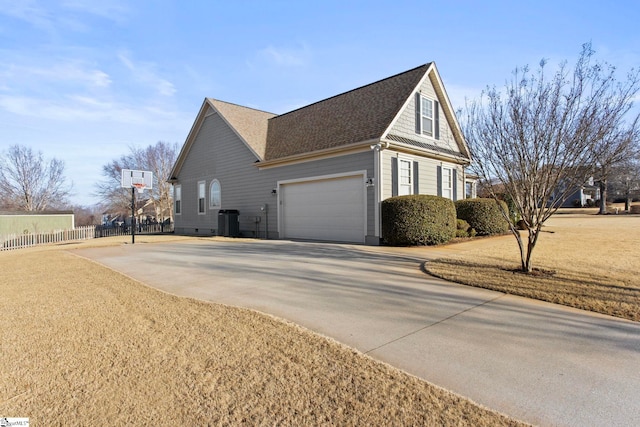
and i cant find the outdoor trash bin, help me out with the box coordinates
[218,209,240,237]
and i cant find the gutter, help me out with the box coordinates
[383,139,471,166]
[256,138,381,169]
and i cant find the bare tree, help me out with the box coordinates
[96,141,178,223]
[593,123,640,214]
[130,141,178,224]
[94,155,137,219]
[68,204,101,226]
[609,158,640,211]
[463,43,640,272]
[0,144,71,211]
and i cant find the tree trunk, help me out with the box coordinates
[523,228,541,273]
[598,178,608,215]
[514,226,539,273]
[513,228,527,272]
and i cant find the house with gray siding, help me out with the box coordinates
[169,63,471,244]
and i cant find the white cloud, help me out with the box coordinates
[61,0,130,23]
[0,93,179,126]
[118,51,176,97]
[0,0,54,31]
[0,95,31,116]
[0,60,112,89]
[258,44,312,67]
[0,0,130,35]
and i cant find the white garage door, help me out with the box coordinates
[280,174,365,243]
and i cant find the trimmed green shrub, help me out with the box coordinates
[382,195,456,246]
[494,192,521,223]
[456,218,470,230]
[455,219,476,238]
[455,229,468,238]
[455,198,509,236]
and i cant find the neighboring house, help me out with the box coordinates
[545,173,601,208]
[102,198,163,227]
[169,63,471,244]
[465,173,479,199]
[0,211,75,236]
[560,177,601,208]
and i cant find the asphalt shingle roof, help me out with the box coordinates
[208,99,276,160]
[264,64,431,161]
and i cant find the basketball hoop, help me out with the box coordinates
[132,183,146,194]
[120,169,153,245]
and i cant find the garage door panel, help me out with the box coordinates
[281,175,365,243]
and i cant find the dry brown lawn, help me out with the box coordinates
[426,212,640,321]
[0,238,526,426]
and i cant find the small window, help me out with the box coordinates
[415,94,439,139]
[209,179,221,209]
[399,159,412,196]
[421,97,434,137]
[174,185,181,215]
[441,167,453,200]
[197,181,206,214]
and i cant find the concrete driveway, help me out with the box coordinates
[75,238,640,427]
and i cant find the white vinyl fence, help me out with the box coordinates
[1,223,175,251]
[1,225,96,251]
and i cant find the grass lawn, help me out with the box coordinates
[0,238,526,426]
[426,212,640,321]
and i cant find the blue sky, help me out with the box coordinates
[1,0,639,206]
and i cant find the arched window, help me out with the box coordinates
[209,179,221,209]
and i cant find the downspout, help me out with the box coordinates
[462,168,466,199]
[370,142,386,243]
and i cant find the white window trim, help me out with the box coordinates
[420,96,434,137]
[415,93,441,141]
[197,180,206,215]
[174,184,181,216]
[209,179,221,209]
[398,156,413,196]
[441,166,453,200]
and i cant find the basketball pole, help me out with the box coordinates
[131,186,136,244]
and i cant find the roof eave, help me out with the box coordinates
[384,140,471,165]
[256,138,380,169]
[208,98,269,161]
[168,98,212,181]
[168,98,268,182]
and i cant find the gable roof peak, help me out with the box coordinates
[207,98,276,160]
[208,98,276,116]
[273,63,432,120]
[264,63,433,160]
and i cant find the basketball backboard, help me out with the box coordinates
[121,169,153,192]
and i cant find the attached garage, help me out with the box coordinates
[279,173,366,243]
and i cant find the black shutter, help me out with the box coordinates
[437,166,442,197]
[415,93,421,134]
[452,169,458,201]
[392,157,398,197]
[434,100,440,140]
[413,161,419,194]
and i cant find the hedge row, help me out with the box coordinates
[382,196,509,246]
